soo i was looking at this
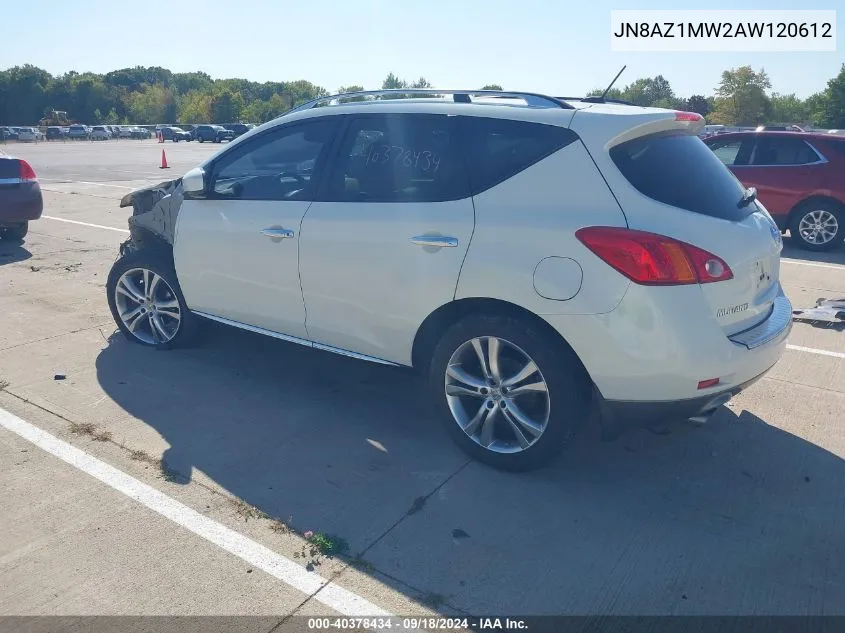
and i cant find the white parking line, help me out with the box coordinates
[42,215,129,233]
[782,258,844,270]
[0,407,391,618]
[786,344,845,359]
[40,179,135,189]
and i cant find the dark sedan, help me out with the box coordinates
[0,153,43,241]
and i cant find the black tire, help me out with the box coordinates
[789,201,845,252]
[198,138,204,143]
[106,249,200,350]
[427,314,591,472]
[0,222,28,241]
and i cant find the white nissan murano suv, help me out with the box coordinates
[107,89,792,471]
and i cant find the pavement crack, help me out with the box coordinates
[763,375,845,396]
[0,322,116,352]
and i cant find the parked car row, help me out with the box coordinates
[4,122,258,143]
[72,125,153,140]
[1,127,45,142]
[153,123,255,143]
[2,125,155,141]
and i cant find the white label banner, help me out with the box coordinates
[611,10,836,52]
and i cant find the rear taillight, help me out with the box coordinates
[575,227,733,286]
[19,160,37,182]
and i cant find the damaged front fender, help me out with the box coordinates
[119,178,184,251]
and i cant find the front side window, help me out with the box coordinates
[210,118,338,201]
[325,114,470,203]
[751,137,820,165]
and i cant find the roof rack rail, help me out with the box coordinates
[557,96,638,107]
[287,88,575,115]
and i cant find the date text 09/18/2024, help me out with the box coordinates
[307,617,529,630]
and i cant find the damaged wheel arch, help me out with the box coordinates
[120,178,184,253]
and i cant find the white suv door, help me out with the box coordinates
[299,113,475,364]
[174,118,340,338]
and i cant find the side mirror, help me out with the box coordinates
[182,167,206,196]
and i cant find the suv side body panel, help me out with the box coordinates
[456,139,630,316]
[300,113,475,365]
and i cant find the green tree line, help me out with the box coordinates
[1,64,843,128]
[587,64,845,128]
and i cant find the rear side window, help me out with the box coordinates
[751,137,820,165]
[611,132,751,221]
[325,114,470,203]
[460,117,578,195]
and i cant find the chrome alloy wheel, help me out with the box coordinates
[798,209,839,245]
[114,268,181,345]
[444,336,550,454]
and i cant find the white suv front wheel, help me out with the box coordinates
[428,315,590,471]
[106,250,200,349]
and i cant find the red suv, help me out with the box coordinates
[704,131,845,251]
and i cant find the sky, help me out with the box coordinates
[2,0,842,99]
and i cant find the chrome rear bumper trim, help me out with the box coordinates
[728,289,792,350]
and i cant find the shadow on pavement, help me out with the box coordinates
[781,235,845,266]
[95,323,845,615]
[0,241,32,265]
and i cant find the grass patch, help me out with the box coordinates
[129,449,153,462]
[0,380,9,391]
[269,520,291,534]
[69,422,96,436]
[309,532,350,557]
[92,430,112,442]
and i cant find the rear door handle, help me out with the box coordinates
[411,236,458,248]
[261,227,295,239]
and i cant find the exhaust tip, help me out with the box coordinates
[689,393,732,424]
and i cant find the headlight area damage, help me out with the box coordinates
[117,178,183,256]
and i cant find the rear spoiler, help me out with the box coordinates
[603,111,706,149]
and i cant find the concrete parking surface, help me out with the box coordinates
[1,140,844,627]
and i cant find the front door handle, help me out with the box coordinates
[261,227,295,239]
[411,236,458,248]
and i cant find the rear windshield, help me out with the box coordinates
[610,132,752,221]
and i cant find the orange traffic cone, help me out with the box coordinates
[160,149,170,169]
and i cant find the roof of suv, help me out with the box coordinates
[196,88,704,169]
